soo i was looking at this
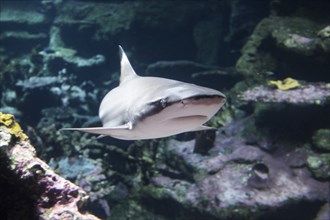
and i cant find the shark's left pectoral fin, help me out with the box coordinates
[96,135,107,139]
[60,123,132,136]
[190,125,217,132]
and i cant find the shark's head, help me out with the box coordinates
[141,82,225,121]
[131,80,226,139]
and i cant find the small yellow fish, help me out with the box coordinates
[268,77,300,90]
[0,112,28,140]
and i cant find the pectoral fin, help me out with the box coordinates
[61,123,132,136]
[190,125,217,132]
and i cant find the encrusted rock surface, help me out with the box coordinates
[0,112,100,220]
[235,14,330,81]
[0,2,47,25]
[312,129,330,151]
[134,117,329,220]
[307,154,330,180]
[239,83,330,104]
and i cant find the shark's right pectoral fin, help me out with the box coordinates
[190,125,217,132]
[60,123,132,137]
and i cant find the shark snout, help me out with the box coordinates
[162,94,226,121]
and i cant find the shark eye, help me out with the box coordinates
[150,98,167,110]
[159,98,167,108]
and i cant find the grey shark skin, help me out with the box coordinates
[61,46,226,140]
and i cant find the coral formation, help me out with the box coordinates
[240,82,330,104]
[0,112,28,140]
[16,76,65,90]
[0,113,100,219]
[235,16,330,81]
[312,129,330,151]
[124,117,329,220]
[307,154,330,180]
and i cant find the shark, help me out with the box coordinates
[61,46,226,140]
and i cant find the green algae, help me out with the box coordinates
[312,129,330,151]
[307,154,330,180]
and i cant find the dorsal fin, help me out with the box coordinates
[119,45,138,84]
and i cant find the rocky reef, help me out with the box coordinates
[0,0,329,219]
[0,113,99,219]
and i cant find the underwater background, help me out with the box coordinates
[0,0,329,219]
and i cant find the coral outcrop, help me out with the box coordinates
[235,6,330,81]
[240,82,330,104]
[0,112,100,220]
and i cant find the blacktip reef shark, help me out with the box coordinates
[61,46,226,140]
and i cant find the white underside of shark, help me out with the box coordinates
[61,46,226,140]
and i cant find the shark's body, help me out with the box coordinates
[62,46,226,140]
